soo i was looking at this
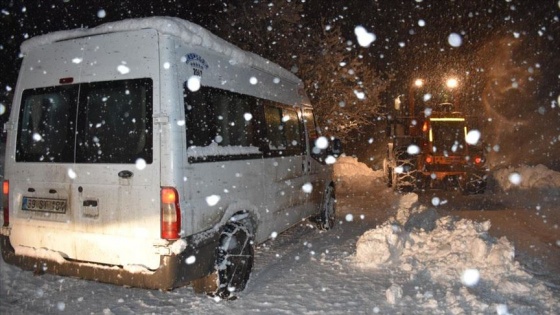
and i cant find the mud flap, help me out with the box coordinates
[192,271,219,294]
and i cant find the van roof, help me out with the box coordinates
[20,16,300,84]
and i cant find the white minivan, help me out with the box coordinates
[0,17,338,298]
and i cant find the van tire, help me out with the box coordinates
[215,221,254,299]
[317,183,336,230]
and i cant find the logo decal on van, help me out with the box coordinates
[184,53,209,77]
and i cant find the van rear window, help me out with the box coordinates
[16,78,153,164]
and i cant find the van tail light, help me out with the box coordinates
[3,181,9,227]
[161,187,181,240]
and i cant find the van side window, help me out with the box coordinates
[303,108,319,141]
[184,85,261,161]
[263,103,303,155]
[185,86,257,148]
[264,106,284,149]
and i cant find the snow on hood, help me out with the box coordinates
[353,195,558,312]
[492,164,560,190]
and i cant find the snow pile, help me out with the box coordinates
[493,164,560,190]
[354,198,559,313]
[333,156,383,190]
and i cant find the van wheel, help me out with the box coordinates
[215,221,254,299]
[317,184,336,230]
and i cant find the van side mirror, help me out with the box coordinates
[329,138,342,157]
[311,137,342,163]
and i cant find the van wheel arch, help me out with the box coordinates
[229,210,257,236]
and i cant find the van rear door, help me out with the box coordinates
[7,30,163,270]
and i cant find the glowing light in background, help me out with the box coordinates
[446,77,459,89]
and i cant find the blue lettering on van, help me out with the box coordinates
[184,53,209,70]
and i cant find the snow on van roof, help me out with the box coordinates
[20,16,300,83]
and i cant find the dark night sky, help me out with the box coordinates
[1,1,558,97]
[1,0,559,161]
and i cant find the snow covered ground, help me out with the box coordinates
[1,156,559,314]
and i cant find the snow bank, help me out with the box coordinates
[493,164,560,190]
[354,198,559,313]
[334,156,383,191]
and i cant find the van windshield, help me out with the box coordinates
[16,78,153,164]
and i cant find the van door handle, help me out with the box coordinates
[118,170,133,179]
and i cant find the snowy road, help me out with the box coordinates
[1,157,560,314]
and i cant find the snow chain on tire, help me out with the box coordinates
[318,184,335,230]
[215,221,254,299]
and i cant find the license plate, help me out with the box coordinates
[22,197,67,214]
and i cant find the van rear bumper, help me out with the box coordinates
[0,229,220,290]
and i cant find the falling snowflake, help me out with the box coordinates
[354,26,376,47]
[407,144,420,155]
[448,33,463,47]
[68,168,77,179]
[315,136,329,150]
[424,108,432,117]
[354,90,365,99]
[185,256,196,265]
[431,197,440,206]
[325,156,337,164]
[117,65,130,74]
[508,172,522,185]
[187,76,201,92]
[466,130,481,145]
[461,268,480,287]
[302,183,313,193]
[135,158,147,170]
[206,195,220,206]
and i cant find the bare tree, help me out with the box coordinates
[214,3,389,142]
[215,0,304,70]
[298,25,389,141]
